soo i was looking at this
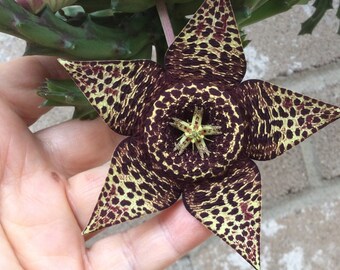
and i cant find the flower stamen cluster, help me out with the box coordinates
[170,107,222,158]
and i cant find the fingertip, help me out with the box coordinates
[32,56,70,80]
[85,201,212,270]
[57,58,70,71]
[158,201,212,253]
[66,163,109,228]
[0,56,72,124]
[36,118,124,176]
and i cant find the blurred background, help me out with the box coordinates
[0,1,340,269]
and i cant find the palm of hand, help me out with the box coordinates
[0,57,210,270]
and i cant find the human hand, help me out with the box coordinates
[0,56,211,270]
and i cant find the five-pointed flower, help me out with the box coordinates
[59,0,340,269]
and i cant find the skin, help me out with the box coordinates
[0,56,211,270]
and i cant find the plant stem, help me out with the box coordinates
[156,0,175,46]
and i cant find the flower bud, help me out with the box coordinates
[16,0,77,14]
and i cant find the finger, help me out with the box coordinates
[0,97,44,187]
[0,56,69,125]
[0,226,24,270]
[67,164,211,269]
[36,118,125,177]
[86,201,212,270]
[0,169,86,270]
[66,163,109,229]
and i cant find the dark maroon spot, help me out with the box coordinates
[120,200,131,206]
[209,39,220,48]
[301,109,310,115]
[104,88,118,95]
[117,187,125,195]
[312,107,321,113]
[283,97,292,108]
[286,130,293,139]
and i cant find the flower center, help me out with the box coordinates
[170,107,222,158]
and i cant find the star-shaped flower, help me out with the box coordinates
[59,0,340,269]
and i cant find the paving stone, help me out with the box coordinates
[0,33,25,62]
[244,1,340,80]
[307,85,340,180]
[271,63,340,181]
[313,124,340,180]
[256,146,309,202]
[262,197,340,270]
[168,256,194,270]
[29,107,74,132]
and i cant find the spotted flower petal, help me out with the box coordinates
[165,0,246,85]
[83,137,181,235]
[238,80,340,160]
[183,159,261,269]
[58,59,164,136]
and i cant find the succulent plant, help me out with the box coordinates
[15,0,77,13]
[59,0,340,268]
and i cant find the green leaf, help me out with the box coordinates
[240,30,251,47]
[234,6,251,26]
[89,8,118,17]
[167,0,196,4]
[238,0,308,28]
[109,0,199,13]
[299,0,333,35]
[111,0,155,13]
[56,5,86,24]
[75,0,111,12]
[297,0,310,4]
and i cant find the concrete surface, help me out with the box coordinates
[0,2,339,269]
[0,34,25,62]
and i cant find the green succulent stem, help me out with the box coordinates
[0,0,154,60]
[38,79,97,119]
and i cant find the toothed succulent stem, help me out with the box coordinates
[15,0,78,14]
[0,0,153,60]
[38,79,97,119]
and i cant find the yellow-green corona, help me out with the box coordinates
[171,107,222,158]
